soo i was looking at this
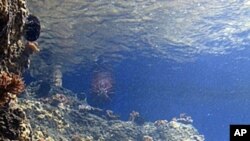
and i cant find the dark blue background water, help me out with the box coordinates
[25,0,250,140]
[61,47,250,141]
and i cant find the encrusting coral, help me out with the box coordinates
[0,71,25,106]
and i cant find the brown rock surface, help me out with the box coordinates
[0,0,29,74]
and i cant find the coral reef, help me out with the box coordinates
[129,111,145,125]
[52,65,63,87]
[0,106,32,141]
[154,120,168,127]
[172,113,193,124]
[143,135,153,141]
[0,0,206,140]
[0,0,38,140]
[20,82,205,141]
[0,0,29,74]
[0,71,25,106]
[51,93,69,106]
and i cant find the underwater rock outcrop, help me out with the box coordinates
[20,82,205,141]
[0,0,30,74]
[0,71,25,106]
[0,106,32,141]
[19,96,205,141]
[0,0,34,140]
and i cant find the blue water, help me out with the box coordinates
[62,47,250,141]
[26,0,250,140]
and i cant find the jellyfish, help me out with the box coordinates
[91,71,113,100]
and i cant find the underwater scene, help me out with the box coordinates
[1,0,250,140]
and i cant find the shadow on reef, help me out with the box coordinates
[34,81,51,98]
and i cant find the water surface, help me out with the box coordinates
[27,0,250,140]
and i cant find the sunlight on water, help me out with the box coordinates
[22,1,250,140]
[27,0,250,74]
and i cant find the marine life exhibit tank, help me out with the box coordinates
[0,0,250,140]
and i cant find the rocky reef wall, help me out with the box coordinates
[0,0,29,74]
[21,83,205,141]
[0,0,32,140]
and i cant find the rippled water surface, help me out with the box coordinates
[26,0,250,140]
[27,0,250,72]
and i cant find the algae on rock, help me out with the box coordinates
[0,0,33,140]
[0,0,29,74]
